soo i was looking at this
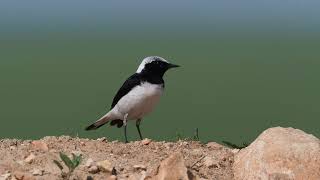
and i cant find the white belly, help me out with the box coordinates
[113,82,164,120]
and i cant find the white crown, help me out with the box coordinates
[136,56,168,73]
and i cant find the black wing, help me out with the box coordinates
[111,73,141,108]
[109,73,141,128]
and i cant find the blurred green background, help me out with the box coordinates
[1,1,320,144]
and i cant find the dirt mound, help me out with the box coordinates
[0,136,234,180]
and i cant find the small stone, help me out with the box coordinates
[203,156,217,168]
[25,153,36,164]
[49,149,57,153]
[164,143,174,149]
[231,148,240,154]
[13,171,35,180]
[88,166,99,174]
[190,149,202,156]
[86,176,94,180]
[97,137,107,142]
[71,151,82,156]
[141,138,151,145]
[16,160,24,166]
[9,140,18,146]
[153,152,198,179]
[181,142,188,146]
[108,175,117,180]
[97,160,115,173]
[80,142,85,146]
[133,165,147,171]
[69,174,80,180]
[32,169,43,176]
[20,143,27,146]
[9,146,16,151]
[0,173,11,180]
[31,141,49,152]
[85,158,94,167]
[206,142,224,150]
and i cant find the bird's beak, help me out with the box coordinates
[168,63,180,69]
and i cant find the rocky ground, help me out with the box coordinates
[0,136,235,180]
[1,127,319,180]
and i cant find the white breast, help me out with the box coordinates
[113,82,164,120]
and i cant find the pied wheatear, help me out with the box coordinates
[85,56,179,142]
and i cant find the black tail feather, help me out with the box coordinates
[85,114,111,131]
[85,123,105,130]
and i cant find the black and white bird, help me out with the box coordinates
[85,56,179,142]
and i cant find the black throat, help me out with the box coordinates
[138,71,165,85]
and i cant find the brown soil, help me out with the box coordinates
[0,136,235,180]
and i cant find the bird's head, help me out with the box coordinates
[136,56,179,77]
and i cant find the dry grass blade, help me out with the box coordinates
[191,155,206,168]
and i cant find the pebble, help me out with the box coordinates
[231,148,240,154]
[85,158,94,167]
[88,166,99,174]
[0,173,11,180]
[49,149,57,153]
[108,175,117,180]
[190,149,202,156]
[164,143,174,149]
[97,137,107,142]
[32,169,43,176]
[133,165,147,171]
[97,160,114,173]
[203,156,216,168]
[181,142,189,146]
[71,150,82,156]
[141,138,151,145]
[16,160,24,166]
[12,171,34,180]
[25,153,36,164]
[206,142,223,150]
[31,141,49,152]
[9,146,16,151]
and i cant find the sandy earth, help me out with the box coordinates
[0,136,235,180]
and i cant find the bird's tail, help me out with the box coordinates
[85,112,113,130]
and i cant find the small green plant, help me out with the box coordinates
[176,131,183,140]
[193,128,199,141]
[175,128,200,141]
[53,152,82,179]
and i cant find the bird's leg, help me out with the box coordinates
[123,114,128,143]
[136,119,143,140]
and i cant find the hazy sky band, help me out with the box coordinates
[1,1,320,37]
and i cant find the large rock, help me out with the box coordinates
[233,127,320,180]
[151,152,198,180]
